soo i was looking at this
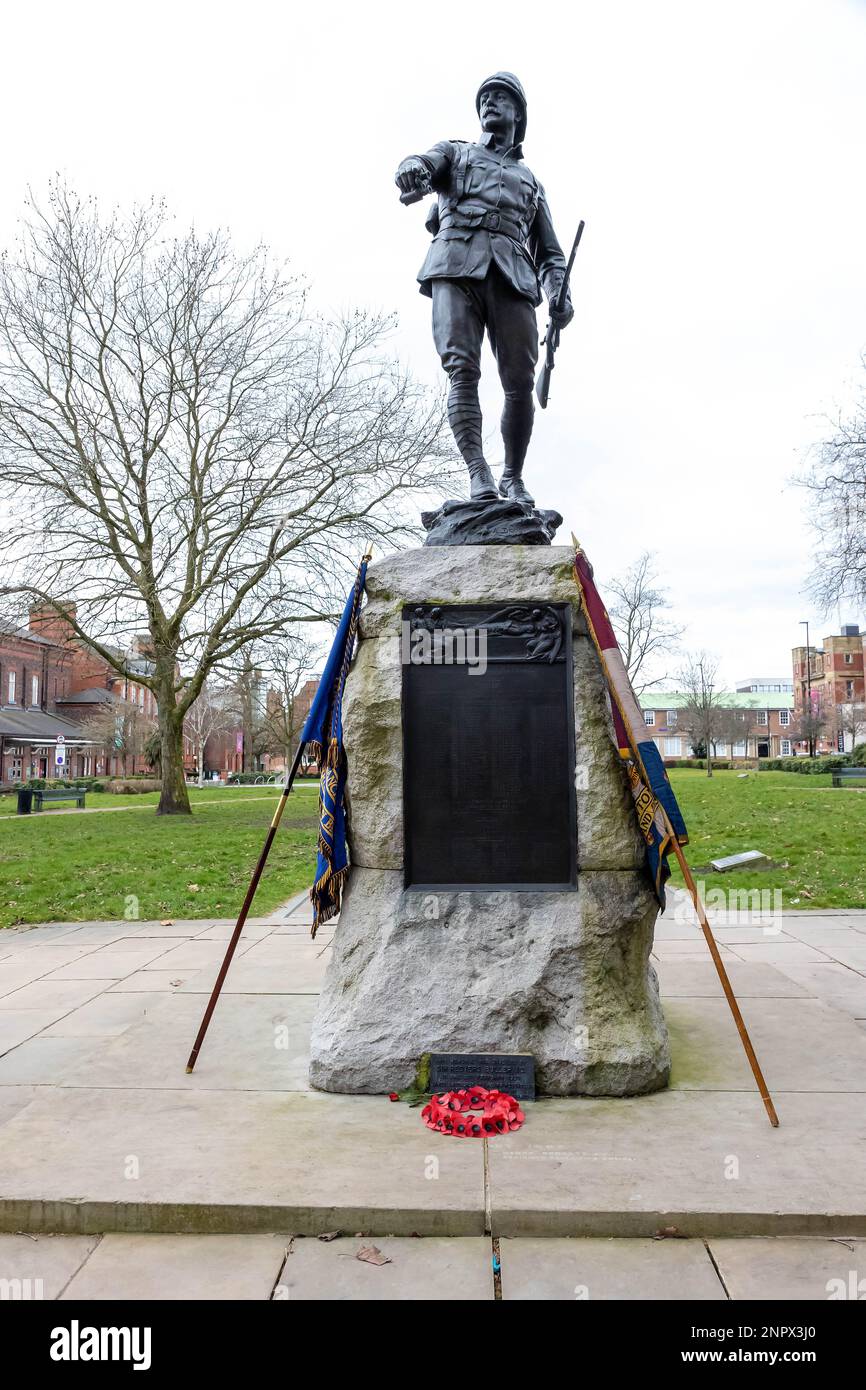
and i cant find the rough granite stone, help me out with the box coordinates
[311,545,670,1098]
[359,545,582,639]
[309,869,669,1096]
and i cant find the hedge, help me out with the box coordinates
[757,755,849,774]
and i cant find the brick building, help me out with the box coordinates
[639,691,797,761]
[1,605,193,784]
[792,624,866,753]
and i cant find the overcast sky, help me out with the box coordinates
[3,0,865,687]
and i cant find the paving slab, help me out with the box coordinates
[41,993,166,1038]
[276,1235,492,1300]
[189,921,278,941]
[770,962,866,1021]
[0,979,115,1013]
[725,942,837,965]
[179,941,332,995]
[771,925,866,950]
[60,1233,289,1300]
[0,1088,486,1236]
[709,1237,866,1300]
[2,925,87,947]
[44,949,171,980]
[59,992,318,1092]
[0,962,66,994]
[0,1233,100,1299]
[0,1084,36,1125]
[651,940,738,960]
[108,970,198,993]
[0,1036,107,1084]
[499,1237,726,1300]
[485,1091,866,1237]
[0,1009,79,1053]
[655,960,808,998]
[665,996,866,1092]
[139,940,258,971]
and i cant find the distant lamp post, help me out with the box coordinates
[800,620,814,757]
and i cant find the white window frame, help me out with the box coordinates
[643,710,655,727]
[664,737,682,756]
[756,710,768,726]
[779,709,790,726]
[733,740,747,757]
[844,652,853,664]
[31,675,39,706]
[666,710,677,726]
[7,670,16,704]
[780,739,792,756]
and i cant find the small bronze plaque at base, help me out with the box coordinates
[428,1052,535,1100]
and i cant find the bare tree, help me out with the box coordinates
[184,682,233,787]
[607,551,683,694]
[789,696,829,757]
[712,705,753,761]
[832,701,866,755]
[0,184,454,814]
[83,695,156,776]
[677,652,725,777]
[255,634,319,771]
[802,359,866,611]
[222,653,271,774]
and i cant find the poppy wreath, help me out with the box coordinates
[421,1086,525,1138]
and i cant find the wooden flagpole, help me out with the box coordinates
[668,834,779,1126]
[185,738,308,1074]
[570,536,779,1128]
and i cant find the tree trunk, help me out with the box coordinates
[707,734,713,778]
[154,675,191,811]
[198,736,205,788]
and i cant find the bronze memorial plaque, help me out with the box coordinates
[402,602,576,889]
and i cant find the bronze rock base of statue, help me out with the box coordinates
[421,496,562,547]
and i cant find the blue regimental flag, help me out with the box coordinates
[302,556,370,936]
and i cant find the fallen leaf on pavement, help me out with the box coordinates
[356,1245,391,1266]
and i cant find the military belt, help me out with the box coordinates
[439,208,527,242]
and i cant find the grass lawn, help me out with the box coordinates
[0,785,321,929]
[0,780,321,816]
[667,769,865,909]
[2,769,863,928]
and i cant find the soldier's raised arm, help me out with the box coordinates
[529,185,575,326]
[394,140,455,202]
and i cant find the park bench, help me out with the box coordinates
[32,787,86,811]
[832,767,866,789]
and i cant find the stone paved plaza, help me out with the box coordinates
[1,888,865,1298]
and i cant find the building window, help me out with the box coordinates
[844,653,853,664]
[7,671,16,704]
[779,709,790,726]
[643,710,655,726]
[667,710,677,726]
[780,739,792,756]
[31,675,39,706]
[756,710,768,726]
[665,738,682,756]
[733,740,747,757]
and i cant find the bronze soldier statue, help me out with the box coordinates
[395,72,574,507]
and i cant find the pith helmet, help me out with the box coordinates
[476,72,527,145]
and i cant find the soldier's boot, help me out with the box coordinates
[467,457,499,502]
[447,368,499,502]
[498,390,536,506]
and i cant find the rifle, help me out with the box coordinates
[536,219,585,409]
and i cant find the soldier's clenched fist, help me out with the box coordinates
[395,157,431,198]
